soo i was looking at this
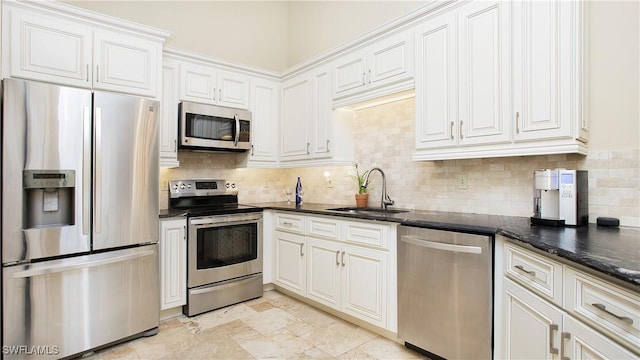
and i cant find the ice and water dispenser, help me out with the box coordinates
[23,170,75,229]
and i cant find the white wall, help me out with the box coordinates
[63,0,427,71]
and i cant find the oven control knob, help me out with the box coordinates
[173,184,179,190]
[180,184,185,189]
[187,184,192,189]
[225,183,230,188]
[231,183,236,189]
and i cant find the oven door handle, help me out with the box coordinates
[190,217,261,227]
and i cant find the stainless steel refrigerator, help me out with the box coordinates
[1,78,160,359]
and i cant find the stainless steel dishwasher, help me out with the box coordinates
[398,225,493,360]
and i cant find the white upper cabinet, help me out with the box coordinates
[311,66,333,159]
[3,3,167,98]
[332,30,413,106]
[180,62,250,109]
[160,59,179,167]
[413,0,588,161]
[247,78,280,164]
[512,0,589,144]
[92,29,161,96]
[414,1,511,155]
[281,74,313,161]
[280,64,337,165]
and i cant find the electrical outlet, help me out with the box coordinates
[457,174,469,190]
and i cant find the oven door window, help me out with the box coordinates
[196,223,257,269]
[185,113,235,141]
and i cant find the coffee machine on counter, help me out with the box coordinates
[532,169,589,226]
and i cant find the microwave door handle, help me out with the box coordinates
[234,114,240,147]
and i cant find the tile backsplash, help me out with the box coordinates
[161,98,640,227]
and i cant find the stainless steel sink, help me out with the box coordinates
[327,207,409,214]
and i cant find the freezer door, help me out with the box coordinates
[2,79,92,263]
[92,92,159,250]
[2,245,160,359]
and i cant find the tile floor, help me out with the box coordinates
[84,290,427,359]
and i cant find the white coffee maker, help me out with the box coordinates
[532,169,589,226]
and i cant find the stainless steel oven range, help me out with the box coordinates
[169,179,263,316]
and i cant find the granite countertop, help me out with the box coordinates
[250,202,640,289]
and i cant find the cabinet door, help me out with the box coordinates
[160,219,186,310]
[249,78,280,163]
[512,0,572,141]
[274,230,306,295]
[312,66,332,158]
[9,8,92,88]
[93,29,160,97]
[180,62,218,104]
[504,278,563,360]
[457,1,511,146]
[217,71,250,109]
[563,315,638,360]
[280,76,312,160]
[160,60,179,167]
[341,245,388,328]
[306,238,341,310]
[367,31,413,91]
[414,11,458,149]
[332,51,367,99]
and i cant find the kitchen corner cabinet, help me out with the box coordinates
[413,0,588,161]
[498,238,639,359]
[160,59,179,167]
[159,218,187,311]
[3,4,166,98]
[280,65,334,164]
[246,78,280,165]
[180,62,250,110]
[332,30,414,106]
[273,212,396,331]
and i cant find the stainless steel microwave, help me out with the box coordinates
[179,101,251,151]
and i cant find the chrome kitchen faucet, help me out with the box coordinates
[362,167,395,210]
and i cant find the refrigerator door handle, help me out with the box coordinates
[11,250,155,278]
[95,107,102,234]
[83,106,91,236]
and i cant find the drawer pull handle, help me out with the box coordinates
[282,221,293,226]
[592,303,634,325]
[549,324,559,355]
[560,332,571,360]
[514,265,536,277]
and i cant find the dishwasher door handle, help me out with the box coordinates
[400,235,483,254]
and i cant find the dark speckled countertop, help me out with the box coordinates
[248,202,640,289]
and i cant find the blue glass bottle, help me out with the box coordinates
[295,177,303,205]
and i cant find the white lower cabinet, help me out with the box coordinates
[273,212,396,331]
[499,238,639,359]
[274,230,307,296]
[159,218,186,311]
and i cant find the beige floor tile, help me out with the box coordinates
[129,320,199,359]
[348,337,427,359]
[180,303,258,334]
[300,319,376,357]
[287,303,339,328]
[195,319,256,343]
[237,328,315,359]
[173,338,255,360]
[93,343,139,360]
[241,307,302,334]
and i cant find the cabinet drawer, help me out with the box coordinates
[307,216,341,240]
[564,268,640,353]
[274,212,305,234]
[344,221,388,248]
[504,242,563,306]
